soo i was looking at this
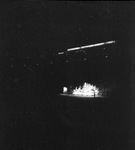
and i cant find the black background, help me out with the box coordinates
[0,1,134,150]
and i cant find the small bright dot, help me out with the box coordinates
[105,56,108,58]
[58,52,64,55]
[84,58,86,61]
[24,65,26,67]
[36,64,39,66]
[63,87,67,93]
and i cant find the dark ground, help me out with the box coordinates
[0,77,131,150]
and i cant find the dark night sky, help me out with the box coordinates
[0,2,134,150]
[0,2,131,55]
[0,1,132,92]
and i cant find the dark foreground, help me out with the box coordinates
[0,87,131,150]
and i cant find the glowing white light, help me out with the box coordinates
[63,87,68,93]
[57,40,115,56]
[67,40,115,52]
[72,82,99,97]
[58,52,64,55]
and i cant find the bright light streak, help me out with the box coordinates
[67,40,116,52]
[58,52,64,55]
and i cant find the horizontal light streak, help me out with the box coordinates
[58,52,64,55]
[67,40,116,52]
